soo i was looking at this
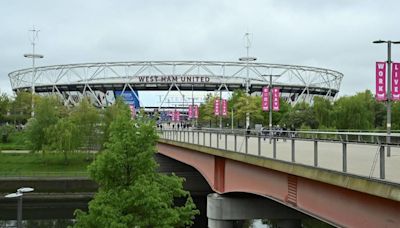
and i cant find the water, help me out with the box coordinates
[0,197,333,228]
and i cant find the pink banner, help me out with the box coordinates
[188,105,193,119]
[129,104,136,118]
[170,111,175,121]
[392,63,400,101]
[376,62,387,101]
[174,110,180,122]
[222,99,228,116]
[194,105,199,119]
[262,86,269,111]
[272,88,280,111]
[214,99,220,116]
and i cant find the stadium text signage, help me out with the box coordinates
[138,75,211,83]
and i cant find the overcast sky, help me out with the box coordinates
[1,0,400,102]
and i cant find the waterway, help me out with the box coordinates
[0,196,333,228]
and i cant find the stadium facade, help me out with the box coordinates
[8,61,343,110]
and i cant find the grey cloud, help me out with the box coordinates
[1,0,400,99]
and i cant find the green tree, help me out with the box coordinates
[228,90,246,128]
[281,102,318,129]
[100,98,127,146]
[9,92,32,124]
[392,102,400,130]
[74,103,199,227]
[233,94,263,126]
[45,118,79,163]
[333,91,374,130]
[70,99,100,157]
[198,93,217,127]
[0,92,10,124]
[313,97,333,128]
[26,96,64,152]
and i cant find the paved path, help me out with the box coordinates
[0,150,30,154]
[163,131,400,184]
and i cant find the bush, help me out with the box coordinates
[0,125,14,143]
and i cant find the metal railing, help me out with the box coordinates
[158,128,400,183]
[0,171,89,178]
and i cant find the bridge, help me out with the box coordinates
[157,128,400,227]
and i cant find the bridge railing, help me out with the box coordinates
[157,128,400,184]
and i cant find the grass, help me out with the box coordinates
[0,130,30,150]
[0,152,92,177]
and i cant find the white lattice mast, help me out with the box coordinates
[24,25,44,117]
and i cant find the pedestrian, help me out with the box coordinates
[282,124,287,142]
[262,127,268,141]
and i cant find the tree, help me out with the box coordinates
[26,96,64,152]
[100,98,127,147]
[281,102,318,129]
[74,103,199,227]
[0,92,10,124]
[198,93,217,127]
[70,99,100,156]
[313,97,333,128]
[333,91,374,130]
[45,118,79,163]
[8,92,32,125]
[392,102,400,130]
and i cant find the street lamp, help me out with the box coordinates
[262,74,280,143]
[5,187,34,228]
[24,26,44,118]
[373,40,400,157]
[239,33,257,129]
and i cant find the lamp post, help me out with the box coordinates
[5,187,34,228]
[373,40,400,157]
[262,74,280,143]
[24,26,43,118]
[239,33,257,129]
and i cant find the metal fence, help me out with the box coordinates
[158,128,400,183]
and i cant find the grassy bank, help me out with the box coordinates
[0,152,92,177]
[0,130,30,150]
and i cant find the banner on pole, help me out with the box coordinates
[129,104,136,118]
[376,62,387,101]
[174,110,180,122]
[222,99,228,116]
[272,88,280,111]
[214,99,220,116]
[194,105,199,119]
[262,87,269,111]
[188,105,193,119]
[392,62,400,101]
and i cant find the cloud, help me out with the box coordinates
[1,0,400,101]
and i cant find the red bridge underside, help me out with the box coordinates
[157,142,400,228]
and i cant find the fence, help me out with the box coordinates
[158,128,400,183]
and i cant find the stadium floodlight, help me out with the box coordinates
[239,57,257,61]
[24,54,44,58]
[24,25,44,118]
[239,33,258,129]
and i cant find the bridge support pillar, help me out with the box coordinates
[207,193,306,228]
[208,219,235,228]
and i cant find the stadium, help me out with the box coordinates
[8,61,343,112]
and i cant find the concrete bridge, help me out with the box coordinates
[157,129,400,228]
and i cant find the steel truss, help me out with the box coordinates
[8,61,343,107]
